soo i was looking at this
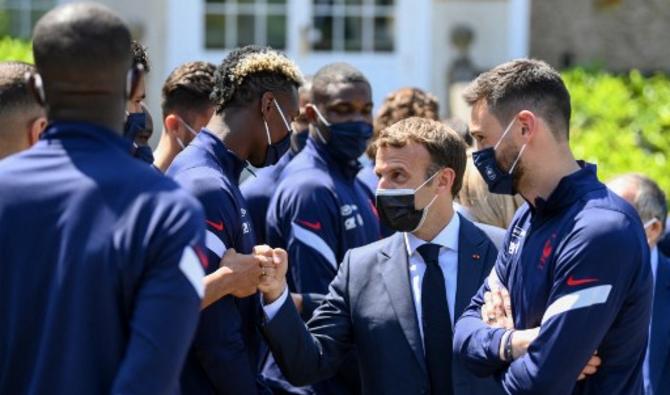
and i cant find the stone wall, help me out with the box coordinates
[530,0,670,72]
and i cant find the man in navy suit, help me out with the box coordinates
[608,174,670,395]
[257,117,504,395]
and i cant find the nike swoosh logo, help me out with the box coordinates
[566,276,599,286]
[297,219,322,231]
[206,220,224,232]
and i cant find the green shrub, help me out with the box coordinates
[564,68,670,195]
[0,36,33,63]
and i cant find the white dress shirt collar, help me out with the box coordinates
[404,212,460,256]
[651,246,659,285]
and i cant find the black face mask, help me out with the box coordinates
[124,112,146,142]
[262,99,293,167]
[264,131,292,166]
[375,171,440,232]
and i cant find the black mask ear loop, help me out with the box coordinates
[243,162,257,178]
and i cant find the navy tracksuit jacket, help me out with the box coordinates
[454,162,652,395]
[0,122,205,395]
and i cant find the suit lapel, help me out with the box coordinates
[380,233,427,374]
[455,215,490,320]
[649,252,670,390]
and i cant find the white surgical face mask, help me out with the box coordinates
[175,116,199,150]
[644,218,659,230]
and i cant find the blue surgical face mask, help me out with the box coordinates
[175,116,199,150]
[472,117,526,195]
[262,99,293,167]
[124,112,146,142]
[310,105,373,162]
[291,129,309,154]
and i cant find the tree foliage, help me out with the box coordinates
[565,68,670,194]
[0,36,33,63]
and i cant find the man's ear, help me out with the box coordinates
[517,110,538,141]
[260,91,275,119]
[648,219,664,246]
[164,114,179,135]
[25,72,46,106]
[126,64,144,100]
[28,115,47,146]
[304,103,318,124]
[438,167,456,195]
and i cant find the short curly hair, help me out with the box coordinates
[211,45,302,113]
[131,40,150,72]
[161,61,216,120]
[367,87,439,158]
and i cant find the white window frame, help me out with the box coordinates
[204,0,288,50]
[311,0,395,53]
[1,0,54,38]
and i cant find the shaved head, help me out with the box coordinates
[33,3,131,77]
[32,2,132,131]
[311,62,370,104]
[0,61,46,159]
[0,62,38,117]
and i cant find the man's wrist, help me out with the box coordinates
[216,265,236,293]
[504,330,515,361]
[499,330,513,362]
[290,293,304,313]
[262,281,287,304]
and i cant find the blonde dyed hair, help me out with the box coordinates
[212,45,303,112]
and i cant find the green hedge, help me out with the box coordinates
[565,68,670,194]
[0,36,33,63]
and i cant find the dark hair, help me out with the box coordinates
[131,40,150,72]
[33,3,131,78]
[0,61,40,117]
[211,45,302,113]
[463,59,571,140]
[161,61,216,120]
[311,62,370,104]
[368,87,439,158]
[376,117,467,196]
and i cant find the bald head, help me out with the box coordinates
[0,61,46,159]
[32,3,132,131]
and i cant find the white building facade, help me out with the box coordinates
[3,0,529,145]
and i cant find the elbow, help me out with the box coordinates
[502,370,566,395]
[452,322,504,378]
[276,358,323,387]
[453,346,500,378]
[284,373,313,388]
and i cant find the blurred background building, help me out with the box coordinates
[1,0,669,145]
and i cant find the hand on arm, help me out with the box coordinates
[481,287,601,381]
